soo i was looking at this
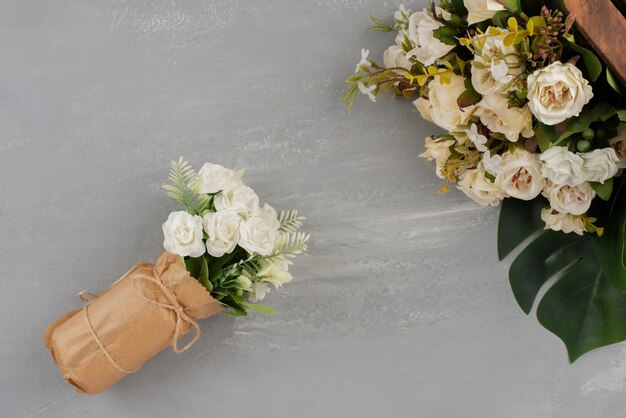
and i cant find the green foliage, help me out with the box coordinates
[341,84,359,113]
[457,78,482,108]
[607,68,626,98]
[163,157,210,215]
[495,0,521,14]
[185,255,210,291]
[568,42,602,82]
[591,179,613,201]
[499,177,626,361]
[278,210,305,233]
[535,102,621,149]
[433,26,458,46]
[367,14,394,32]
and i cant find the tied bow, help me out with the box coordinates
[79,266,202,375]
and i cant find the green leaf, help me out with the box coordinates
[619,109,626,122]
[241,302,277,314]
[594,177,626,290]
[457,88,481,108]
[457,78,482,108]
[552,102,617,146]
[607,68,626,98]
[367,14,394,32]
[591,178,613,201]
[451,0,468,16]
[185,256,211,291]
[534,122,558,152]
[433,26,458,46]
[499,176,626,361]
[497,197,544,260]
[569,42,603,81]
[496,0,521,14]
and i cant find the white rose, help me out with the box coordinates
[543,181,595,215]
[610,124,626,169]
[419,136,456,179]
[383,45,412,71]
[457,162,507,206]
[580,148,620,183]
[414,74,475,132]
[197,163,241,194]
[239,215,278,256]
[539,146,585,185]
[471,30,525,95]
[464,0,505,25]
[541,208,586,235]
[214,183,259,219]
[405,7,455,66]
[527,62,593,126]
[494,148,545,200]
[255,203,280,230]
[203,210,242,257]
[474,94,534,141]
[248,281,271,302]
[162,211,205,257]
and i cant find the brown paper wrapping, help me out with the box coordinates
[44,252,224,395]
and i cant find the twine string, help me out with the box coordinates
[78,266,200,375]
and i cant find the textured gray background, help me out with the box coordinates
[2,0,626,417]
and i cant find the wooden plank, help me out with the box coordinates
[564,0,626,86]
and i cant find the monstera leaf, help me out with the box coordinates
[498,176,626,362]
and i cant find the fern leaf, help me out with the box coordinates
[278,210,305,233]
[163,157,209,214]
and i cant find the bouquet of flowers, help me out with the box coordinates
[45,158,309,394]
[344,0,626,361]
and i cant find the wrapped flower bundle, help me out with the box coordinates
[45,158,309,394]
[344,0,626,361]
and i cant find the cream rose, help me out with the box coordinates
[239,215,278,256]
[464,0,505,25]
[203,210,242,257]
[527,62,593,126]
[414,74,474,132]
[471,30,525,95]
[406,7,455,66]
[214,183,259,219]
[457,162,507,206]
[419,136,456,179]
[610,124,626,169]
[162,211,205,257]
[580,148,620,183]
[383,45,413,71]
[197,163,241,194]
[541,208,586,235]
[474,94,534,142]
[494,149,545,200]
[543,181,596,215]
[539,146,585,185]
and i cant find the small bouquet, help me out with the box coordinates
[344,0,626,361]
[45,158,309,394]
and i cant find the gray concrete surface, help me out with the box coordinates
[2,0,626,417]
